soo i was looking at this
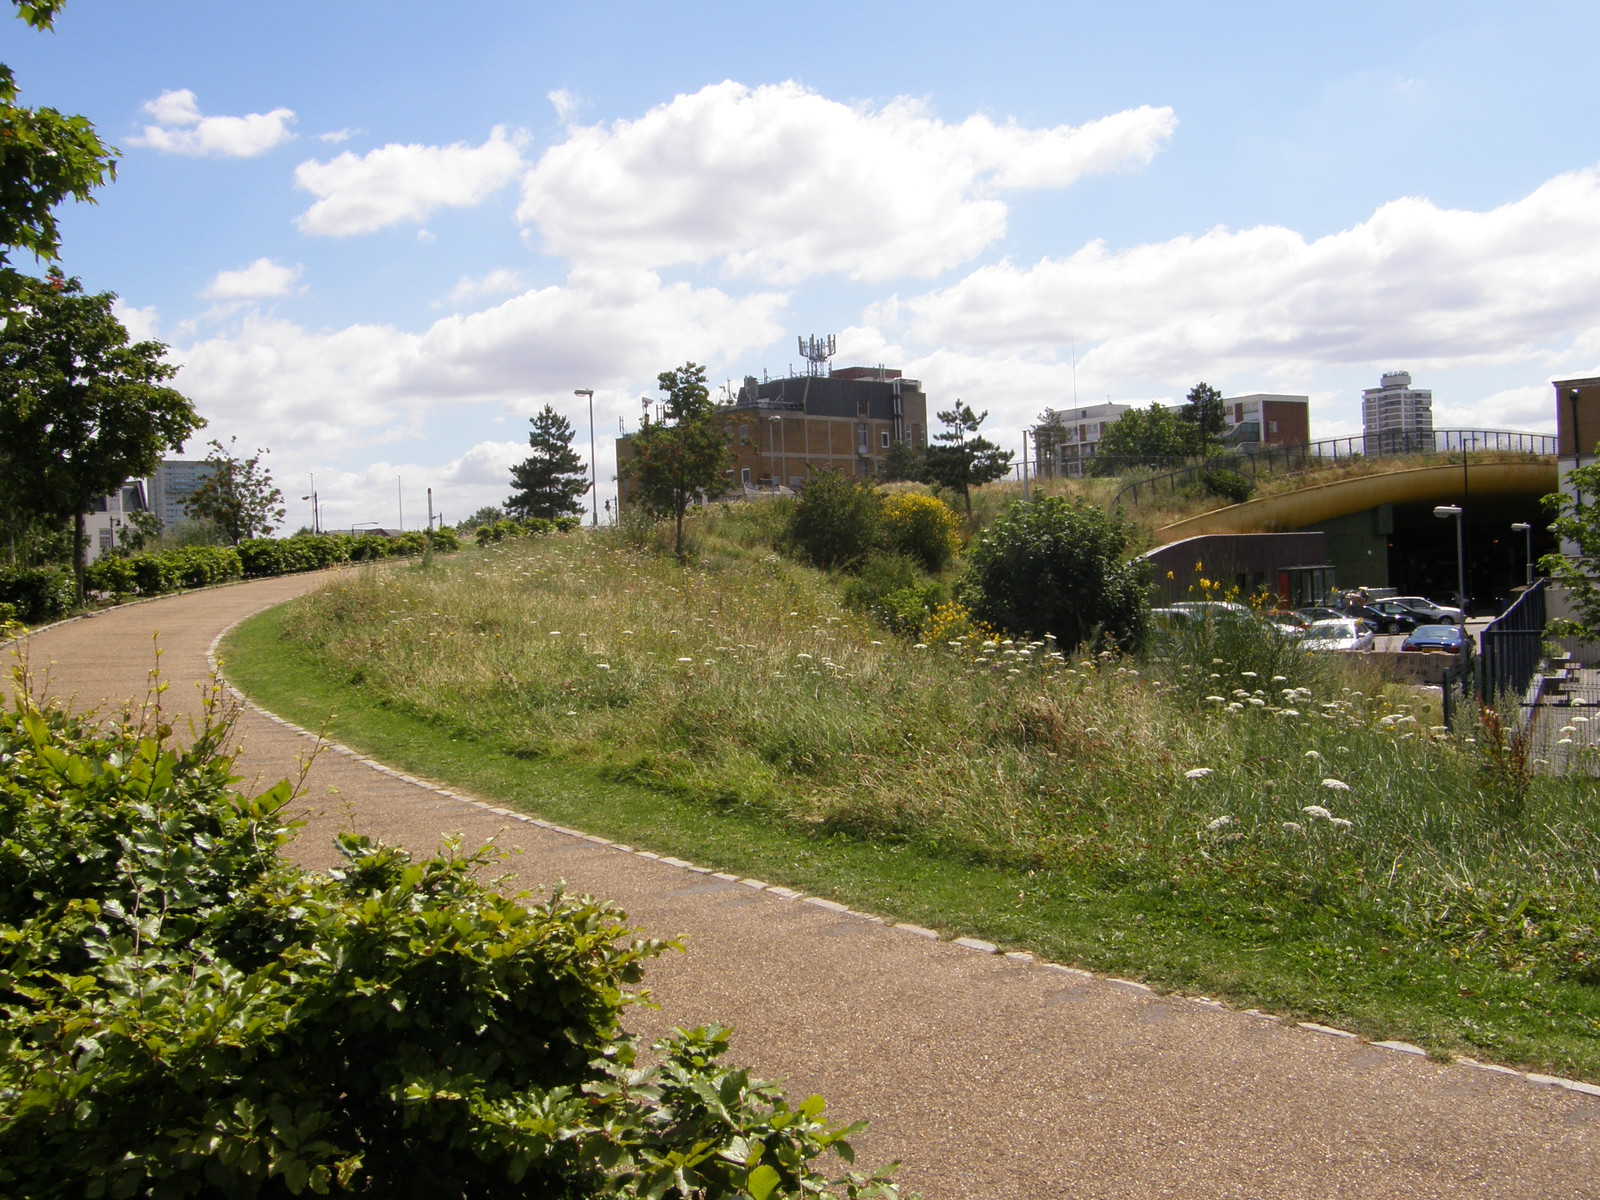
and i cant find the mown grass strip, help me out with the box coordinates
[223,594,1600,1081]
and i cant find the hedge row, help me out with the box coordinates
[475,515,581,545]
[0,695,903,1199]
[80,529,462,600]
[0,565,75,625]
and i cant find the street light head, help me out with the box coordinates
[574,388,593,398]
[1511,522,1531,532]
[1434,505,1462,518]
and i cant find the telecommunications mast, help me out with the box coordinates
[798,333,836,377]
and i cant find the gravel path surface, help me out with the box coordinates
[10,573,1598,1199]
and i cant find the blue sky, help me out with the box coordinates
[10,1,1600,530]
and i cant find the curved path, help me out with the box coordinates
[11,574,1598,1199]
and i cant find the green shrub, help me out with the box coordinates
[427,526,460,551]
[0,694,906,1200]
[0,565,73,623]
[786,470,881,571]
[879,492,960,573]
[964,496,1150,649]
[83,554,137,597]
[1202,467,1255,503]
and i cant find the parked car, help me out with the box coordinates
[1301,619,1375,652]
[1350,602,1424,635]
[1294,606,1345,624]
[1400,624,1472,654]
[1386,595,1464,624]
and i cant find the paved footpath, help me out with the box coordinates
[11,574,1599,1199]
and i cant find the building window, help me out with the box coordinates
[880,430,890,449]
[1268,420,1278,434]
[740,467,751,485]
[858,422,869,454]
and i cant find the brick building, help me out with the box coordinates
[1221,393,1310,448]
[616,365,928,508]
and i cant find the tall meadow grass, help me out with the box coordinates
[277,509,1600,989]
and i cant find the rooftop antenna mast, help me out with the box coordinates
[798,333,836,378]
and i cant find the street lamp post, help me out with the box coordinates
[1435,505,1467,613]
[769,414,785,490]
[1511,521,1533,588]
[575,389,597,526]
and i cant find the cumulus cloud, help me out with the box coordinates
[517,81,1175,283]
[112,299,160,343]
[548,89,578,122]
[890,166,1600,384]
[294,126,528,236]
[317,128,356,144]
[169,267,786,460]
[130,89,296,157]
[446,268,527,305]
[202,258,303,300]
[1437,385,1558,433]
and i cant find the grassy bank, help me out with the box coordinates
[221,508,1600,1079]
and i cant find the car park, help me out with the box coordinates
[1301,619,1375,652]
[1400,624,1472,654]
[1351,602,1424,635]
[1386,595,1464,624]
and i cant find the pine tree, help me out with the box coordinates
[922,400,1012,515]
[506,404,590,521]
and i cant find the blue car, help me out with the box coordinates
[1400,624,1471,654]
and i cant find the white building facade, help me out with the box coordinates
[1032,402,1133,477]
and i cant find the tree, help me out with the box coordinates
[878,439,923,483]
[964,496,1150,649]
[0,271,201,600]
[1088,403,1191,476]
[456,504,505,533]
[1180,381,1226,455]
[183,437,285,544]
[1,2,120,309]
[505,403,590,521]
[1542,462,1600,637]
[622,362,732,560]
[785,468,880,571]
[921,400,1012,515]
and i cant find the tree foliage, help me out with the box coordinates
[786,468,881,571]
[506,403,590,521]
[1088,403,1191,476]
[1180,381,1226,454]
[1542,463,1600,638]
[878,440,923,483]
[964,496,1150,649]
[0,689,908,1199]
[622,362,732,560]
[1,2,120,308]
[0,271,200,599]
[183,436,286,544]
[921,401,1011,514]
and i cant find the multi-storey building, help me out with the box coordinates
[149,459,214,530]
[83,481,150,563]
[1220,393,1310,448]
[616,364,928,508]
[1030,402,1133,478]
[1362,371,1434,455]
[1553,374,1600,556]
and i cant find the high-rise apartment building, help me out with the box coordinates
[1362,371,1434,455]
[149,459,214,529]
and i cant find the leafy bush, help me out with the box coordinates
[786,470,880,571]
[82,554,138,597]
[963,496,1150,649]
[0,692,906,1200]
[841,553,945,639]
[1201,467,1255,503]
[878,492,960,573]
[0,564,74,622]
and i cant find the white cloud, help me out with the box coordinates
[890,166,1600,386]
[548,89,578,122]
[169,267,786,462]
[517,81,1175,283]
[112,298,160,342]
[446,268,527,305]
[130,88,296,158]
[317,128,357,144]
[202,257,303,300]
[1437,385,1558,434]
[294,126,528,236]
